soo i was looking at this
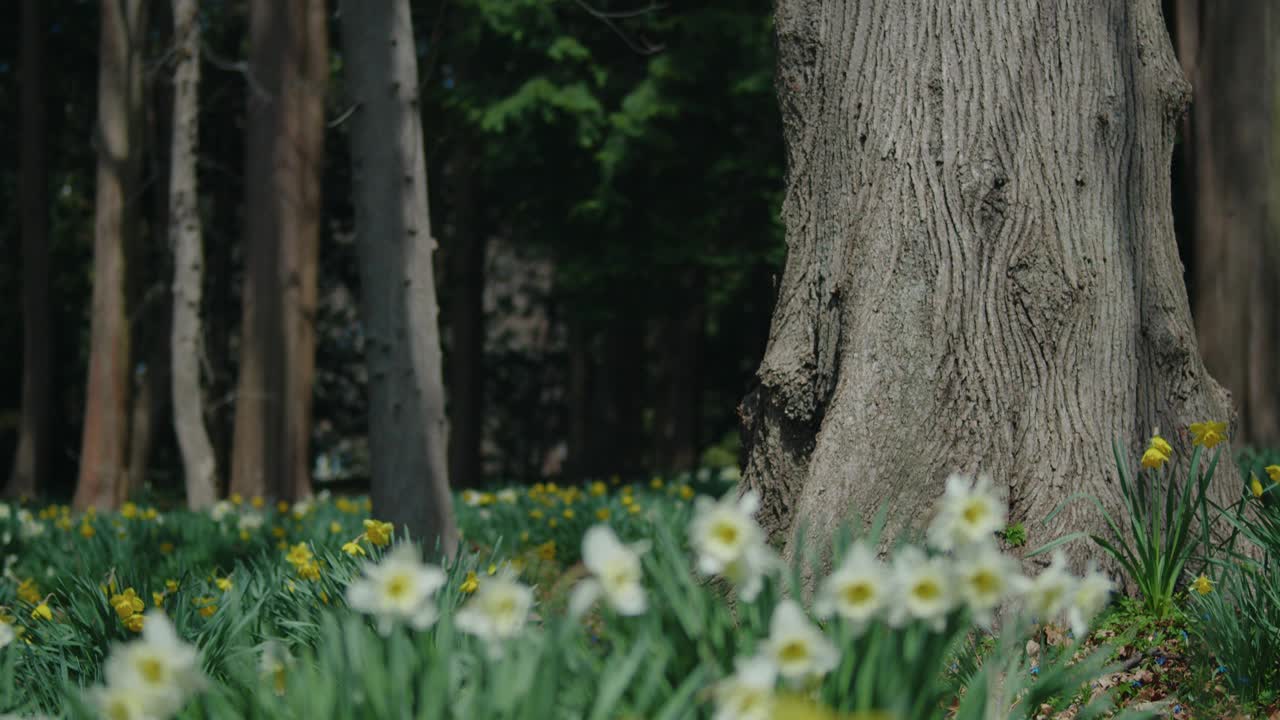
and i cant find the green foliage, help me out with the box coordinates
[1002,522,1027,548]
[1037,438,1220,619]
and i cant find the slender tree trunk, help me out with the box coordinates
[75,0,148,511]
[8,0,51,500]
[446,155,487,490]
[339,0,459,554]
[744,0,1232,573]
[1176,0,1280,448]
[232,0,324,501]
[169,0,218,509]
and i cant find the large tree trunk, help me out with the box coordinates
[231,0,324,501]
[8,0,51,500]
[339,0,459,555]
[170,0,218,510]
[75,0,148,510]
[1175,1,1280,449]
[744,0,1233,573]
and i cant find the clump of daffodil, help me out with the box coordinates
[1191,574,1214,595]
[1141,432,1173,469]
[110,588,146,632]
[285,542,322,581]
[363,518,394,547]
[1189,420,1227,449]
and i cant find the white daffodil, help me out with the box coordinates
[496,488,519,504]
[1067,563,1113,638]
[237,512,265,532]
[89,684,154,720]
[927,473,1006,551]
[761,600,840,683]
[569,525,649,617]
[955,542,1023,627]
[888,546,954,631]
[814,542,886,633]
[104,612,205,717]
[713,655,777,720]
[455,569,534,650]
[345,543,448,635]
[0,622,13,649]
[1021,551,1077,622]
[690,490,776,599]
[461,490,482,507]
[0,503,10,520]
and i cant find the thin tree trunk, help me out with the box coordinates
[339,0,459,554]
[170,0,218,509]
[1176,0,1280,448]
[8,0,51,500]
[745,0,1232,574]
[446,154,487,490]
[232,0,323,501]
[75,0,149,511]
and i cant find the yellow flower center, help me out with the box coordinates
[841,581,874,606]
[712,521,740,546]
[385,574,411,600]
[962,501,987,525]
[777,639,809,663]
[138,656,165,684]
[912,579,942,601]
[971,570,1000,596]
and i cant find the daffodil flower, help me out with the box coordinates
[814,542,885,633]
[345,544,447,635]
[761,600,840,683]
[927,474,1006,551]
[569,525,648,617]
[1189,421,1227,449]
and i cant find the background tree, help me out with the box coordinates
[169,0,217,509]
[339,0,459,554]
[7,0,51,500]
[1173,0,1280,449]
[74,0,148,510]
[231,0,326,501]
[742,0,1233,571]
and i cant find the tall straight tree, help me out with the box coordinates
[742,0,1233,571]
[8,0,51,500]
[231,0,326,501]
[1175,1,1280,448]
[169,0,218,509]
[75,0,149,510]
[339,0,459,554]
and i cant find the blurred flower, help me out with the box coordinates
[955,542,1023,627]
[927,474,1005,551]
[17,579,41,605]
[888,546,953,631]
[89,684,151,720]
[713,655,776,720]
[346,543,447,635]
[123,613,144,633]
[215,577,233,592]
[460,571,479,594]
[164,579,179,593]
[595,508,611,521]
[0,623,13,649]
[1189,421,1227,449]
[30,603,52,621]
[761,600,839,683]
[570,525,648,617]
[1267,465,1280,483]
[1251,474,1265,498]
[455,569,534,651]
[329,521,343,534]
[363,519,394,547]
[1067,563,1113,638]
[589,482,607,497]
[342,541,367,557]
[103,612,205,717]
[121,502,138,519]
[536,541,556,562]
[690,490,776,600]
[1149,434,1173,457]
[497,488,519,504]
[1021,551,1076,621]
[1141,446,1169,470]
[814,543,885,633]
[462,490,481,507]
[194,597,218,618]
[260,640,292,696]
[238,513,264,532]
[1191,574,1214,595]
[111,589,145,621]
[251,496,265,509]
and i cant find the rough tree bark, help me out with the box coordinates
[169,0,218,509]
[75,0,148,510]
[231,0,325,501]
[1175,1,1280,449]
[8,0,51,500]
[339,0,460,555]
[742,0,1234,573]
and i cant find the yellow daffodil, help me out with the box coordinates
[152,592,165,608]
[529,509,544,520]
[329,521,343,534]
[628,504,642,515]
[121,502,138,519]
[31,603,52,621]
[1267,465,1280,483]
[1150,434,1173,457]
[230,492,244,505]
[460,571,479,594]
[536,541,556,562]
[595,508,611,521]
[1141,447,1170,470]
[562,509,575,520]
[193,597,218,617]
[17,579,41,605]
[110,589,145,620]
[486,563,498,576]
[79,523,95,538]
[678,485,694,501]
[165,579,179,593]
[1191,574,1214,595]
[363,519,394,547]
[590,481,607,497]
[215,577,233,592]
[276,501,289,513]
[548,518,559,528]
[1189,421,1227,449]
[1251,474,1265,498]
[251,496,265,509]
[123,613,144,633]
[342,541,366,557]
[650,477,663,489]
[285,543,313,568]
